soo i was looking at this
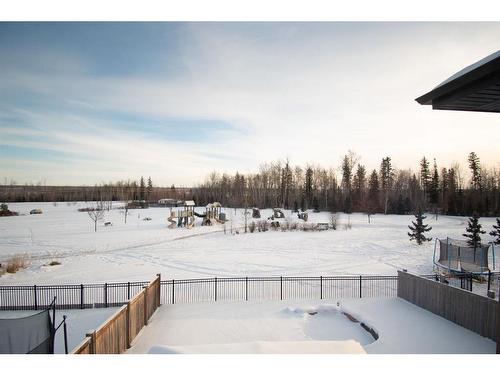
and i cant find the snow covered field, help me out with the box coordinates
[127,298,496,354]
[0,202,498,285]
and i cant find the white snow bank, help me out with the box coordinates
[148,340,366,354]
[126,298,496,354]
[2,202,498,285]
[339,298,495,354]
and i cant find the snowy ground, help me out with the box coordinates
[0,202,498,285]
[127,298,496,354]
[0,307,119,353]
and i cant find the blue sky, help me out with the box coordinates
[1,22,499,185]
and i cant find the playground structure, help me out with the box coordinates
[297,211,308,221]
[268,208,285,220]
[252,208,261,219]
[200,202,227,226]
[433,237,495,276]
[167,200,196,229]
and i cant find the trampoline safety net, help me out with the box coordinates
[0,308,54,354]
[436,238,491,274]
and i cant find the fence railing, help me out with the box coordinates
[161,275,399,304]
[1,275,398,310]
[72,274,161,354]
[2,273,498,311]
[0,281,150,310]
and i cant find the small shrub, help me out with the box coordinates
[290,222,298,231]
[249,221,256,233]
[5,256,28,274]
[0,203,19,217]
[48,261,61,266]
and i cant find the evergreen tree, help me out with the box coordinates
[380,157,393,214]
[420,157,431,190]
[341,155,352,196]
[368,169,379,214]
[139,176,146,201]
[428,159,440,219]
[304,167,313,209]
[468,152,482,190]
[408,209,432,245]
[463,214,486,249]
[353,164,366,211]
[147,177,153,201]
[429,159,439,206]
[489,218,500,245]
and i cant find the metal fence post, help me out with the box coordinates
[80,284,84,309]
[63,315,69,354]
[156,274,161,307]
[359,275,362,298]
[104,283,108,308]
[172,279,175,304]
[280,276,283,300]
[34,285,38,310]
[245,277,248,301]
[320,276,323,300]
[127,282,131,300]
[214,277,218,302]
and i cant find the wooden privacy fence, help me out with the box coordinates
[72,274,161,354]
[397,271,499,346]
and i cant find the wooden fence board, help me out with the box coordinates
[397,271,499,342]
[72,275,161,354]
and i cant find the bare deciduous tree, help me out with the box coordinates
[88,201,105,232]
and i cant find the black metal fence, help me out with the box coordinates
[0,282,149,310]
[2,272,497,311]
[161,275,398,304]
[0,275,397,310]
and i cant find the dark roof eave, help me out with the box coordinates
[415,51,500,106]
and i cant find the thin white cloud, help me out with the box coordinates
[1,23,499,185]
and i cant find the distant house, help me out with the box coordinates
[158,199,185,207]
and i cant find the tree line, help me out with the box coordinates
[192,152,500,217]
[2,152,499,217]
[0,177,192,204]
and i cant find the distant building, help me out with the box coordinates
[158,199,194,207]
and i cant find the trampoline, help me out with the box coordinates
[433,237,495,275]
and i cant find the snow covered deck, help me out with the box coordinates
[126,298,496,354]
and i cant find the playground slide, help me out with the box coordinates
[167,215,177,229]
[213,217,227,224]
[193,211,206,218]
[186,216,195,229]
